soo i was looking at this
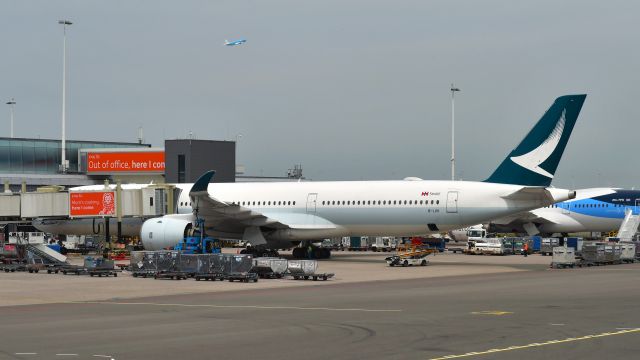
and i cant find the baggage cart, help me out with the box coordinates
[540,238,560,256]
[551,247,576,268]
[194,253,225,280]
[226,272,259,283]
[130,251,158,278]
[620,242,636,263]
[287,259,334,281]
[222,254,257,282]
[154,271,188,280]
[251,257,288,278]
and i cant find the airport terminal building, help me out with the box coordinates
[0,137,238,191]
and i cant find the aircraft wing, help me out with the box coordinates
[491,209,560,226]
[188,171,338,244]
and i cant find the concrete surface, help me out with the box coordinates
[1,252,639,359]
[0,252,537,307]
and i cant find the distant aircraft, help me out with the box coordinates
[225,39,246,46]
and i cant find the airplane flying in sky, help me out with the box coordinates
[488,188,640,235]
[225,39,246,46]
[34,95,586,258]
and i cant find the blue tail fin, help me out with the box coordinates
[485,94,586,187]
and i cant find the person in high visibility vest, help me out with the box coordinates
[523,242,529,257]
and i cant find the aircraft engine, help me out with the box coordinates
[140,216,194,250]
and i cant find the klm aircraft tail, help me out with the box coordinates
[485,94,586,187]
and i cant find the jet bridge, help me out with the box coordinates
[0,184,179,221]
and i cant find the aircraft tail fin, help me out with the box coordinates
[484,94,586,187]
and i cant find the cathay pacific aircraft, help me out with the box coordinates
[34,95,586,258]
[488,188,640,235]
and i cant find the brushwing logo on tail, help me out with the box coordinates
[510,109,566,179]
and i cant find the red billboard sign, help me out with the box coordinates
[86,151,165,173]
[69,192,116,217]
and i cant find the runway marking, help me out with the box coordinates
[71,301,402,313]
[15,353,37,355]
[429,328,640,360]
[550,323,565,326]
[470,310,513,316]
[92,355,115,359]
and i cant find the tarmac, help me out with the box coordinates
[1,251,639,359]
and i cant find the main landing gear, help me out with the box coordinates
[292,242,331,260]
[240,246,279,258]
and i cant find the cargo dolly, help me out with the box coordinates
[286,260,334,281]
[88,268,119,277]
[226,272,259,283]
[1,263,26,273]
[289,272,334,281]
[154,271,189,280]
[194,272,226,281]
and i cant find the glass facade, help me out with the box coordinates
[0,138,149,174]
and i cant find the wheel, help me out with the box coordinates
[90,274,94,277]
[48,270,52,274]
[403,260,409,267]
[304,276,309,280]
[63,271,67,275]
[313,276,318,281]
[113,273,118,277]
[322,276,328,281]
[196,277,201,281]
[133,273,138,278]
[35,270,39,273]
[55,270,59,274]
[28,269,33,273]
[421,260,427,266]
[253,279,258,283]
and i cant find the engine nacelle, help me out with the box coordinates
[140,216,194,250]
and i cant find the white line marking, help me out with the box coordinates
[92,356,115,360]
[429,328,640,360]
[72,301,402,312]
[15,353,37,355]
[550,323,565,326]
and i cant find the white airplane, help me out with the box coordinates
[34,95,586,258]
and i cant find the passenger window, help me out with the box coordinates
[383,200,387,205]
[342,201,345,205]
[348,201,351,205]
[268,201,271,205]
[420,200,423,205]
[293,201,296,205]
[436,200,440,205]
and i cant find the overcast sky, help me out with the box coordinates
[1,0,639,188]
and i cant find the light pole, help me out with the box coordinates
[450,84,460,181]
[6,98,16,138]
[59,19,72,173]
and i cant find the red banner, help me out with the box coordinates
[69,192,116,217]
[86,151,165,173]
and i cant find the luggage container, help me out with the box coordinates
[531,236,542,252]
[84,256,118,277]
[580,243,606,265]
[540,238,560,255]
[222,254,257,282]
[251,257,288,278]
[130,251,158,277]
[565,237,584,253]
[194,254,226,281]
[348,236,369,251]
[178,254,201,276]
[604,244,621,264]
[620,242,637,263]
[551,247,576,268]
[154,251,187,280]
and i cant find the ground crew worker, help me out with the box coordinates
[523,242,529,257]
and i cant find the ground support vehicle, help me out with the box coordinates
[88,268,119,277]
[550,247,576,269]
[61,265,87,275]
[385,255,428,267]
[386,244,436,266]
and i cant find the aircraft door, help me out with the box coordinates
[306,193,318,213]
[446,191,458,213]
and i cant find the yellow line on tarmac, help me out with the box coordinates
[429,328,640,360]
[70,301,402,312]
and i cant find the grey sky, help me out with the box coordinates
[1,0,638,188]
